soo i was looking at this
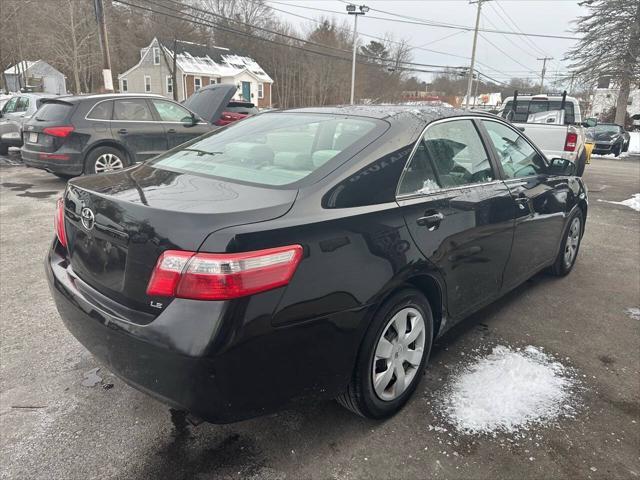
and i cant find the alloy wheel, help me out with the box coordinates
[564,216,581,268]
[372,307,426,401]
[94,153,124,173]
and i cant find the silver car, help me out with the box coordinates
[0,93,57,154]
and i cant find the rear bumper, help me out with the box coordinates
[46,245,367,423]
[0,132,23,148]
[22,147,84,175]
[592,143,614,154]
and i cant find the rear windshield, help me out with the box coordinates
[35,102,73,122]
[226,104,258,114]
[501,100,575,124]
[151,113,381,186]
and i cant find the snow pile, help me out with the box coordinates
[628,132,640,154]
[599,193,640,212]
[440,345,577,435]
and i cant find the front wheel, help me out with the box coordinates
[550,209,584,276]
[613,144,621,157]
[85,146,128,174]
[336,289,433,419]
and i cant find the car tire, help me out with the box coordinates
[336,288,434,419]
[0,143,8,155]
[85,146,128,174]
[53,173,74,181]
[613,144,621,157]
[550,208,584,277]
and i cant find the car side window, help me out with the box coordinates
[87,101,113,120]
[15,97,29,112]
[2,97,17,114]
[113,99,153,121]
[481,120,547,179]
[398,119,494,196]
[150,99,193,122]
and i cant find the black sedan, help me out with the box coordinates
[589,123,631,156]
[47,106,587,423]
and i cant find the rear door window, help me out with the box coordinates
[2,97,18,114]
[151,113,382,186]
[34,102,73,122]
[87,101,113,120]
[113,99,154,121]
[398,119,494,196]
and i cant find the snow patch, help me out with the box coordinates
[628,132,640,154]
[439,345,578,435]
[625,307,640,320]
[598,193,640,212]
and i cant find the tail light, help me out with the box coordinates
[54,198,67,247]
[221,113,234,121]
[564,132,578,152]
[43,126,74,138]
[146,245,303,300]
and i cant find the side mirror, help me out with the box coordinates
[182,114,199,127]
[548,157,576,176]
[584,118,597,128]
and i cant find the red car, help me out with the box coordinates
[215,101,259,126]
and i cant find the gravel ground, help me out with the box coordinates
[1,153,639,480]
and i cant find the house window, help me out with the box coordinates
[144,75,151,93]
[166,76,173,94]
[258,83,264,99]
[217,77,222,84]
[210,78,216,85]
[153,47,160,65]
[121,78,128,92]
[194,77,202,91]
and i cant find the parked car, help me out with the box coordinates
[48,106,587,423]
[215,101,259,126]
[589,123,630,156]
[0,92,57,154]
[21,84,237,177]
[499,92,589,176]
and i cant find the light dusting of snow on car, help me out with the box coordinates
[438,345,579,435]
[598,193,640,212]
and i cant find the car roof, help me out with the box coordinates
[49,93,165,104]
[275,104,496,124]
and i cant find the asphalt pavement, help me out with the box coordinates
[1,152,638,480]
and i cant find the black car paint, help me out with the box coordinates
[47,106,587,423]
[20,93,218,176]
[590,123,631,155]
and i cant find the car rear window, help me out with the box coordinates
[225,104,258,114]
[35,102,73,122]
[151,113,382,186]
[501,100,575,124]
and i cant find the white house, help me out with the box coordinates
[590,77,640,121]
[117,38,273,107]
[3,60,67,94]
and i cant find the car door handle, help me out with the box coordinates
[117,129,128,135]
[416,212,444,230]
[167,128,177,134]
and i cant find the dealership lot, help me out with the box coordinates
[1,154,638,479]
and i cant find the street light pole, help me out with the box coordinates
[347,4,369,105]
[93,0,114,92]
[465,0,486,108]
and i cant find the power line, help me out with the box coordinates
[328,0,579,40]
[478,33,537,74]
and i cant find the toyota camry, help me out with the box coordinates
[47,106,587,423]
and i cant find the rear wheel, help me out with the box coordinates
[336,289,433,419]
[85,146,128,174]
[550,209,583,276]
[575,148,587,176]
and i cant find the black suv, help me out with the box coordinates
[21,86,237,177]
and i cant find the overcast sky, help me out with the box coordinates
[266,0,588,86]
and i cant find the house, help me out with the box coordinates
[118,38,273,107]
[461,92,502,109]
[589,76,640,121]
[3,60,67,94]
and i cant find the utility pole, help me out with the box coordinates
[537,56,553,94]
[93,0,114,92]
[465,0,486,109]
[346,4,369,105]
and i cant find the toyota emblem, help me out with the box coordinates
[80,207,95,230]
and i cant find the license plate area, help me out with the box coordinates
[28,132,38,143]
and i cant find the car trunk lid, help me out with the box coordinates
[182,84,237,125]
[63,163,296,314]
